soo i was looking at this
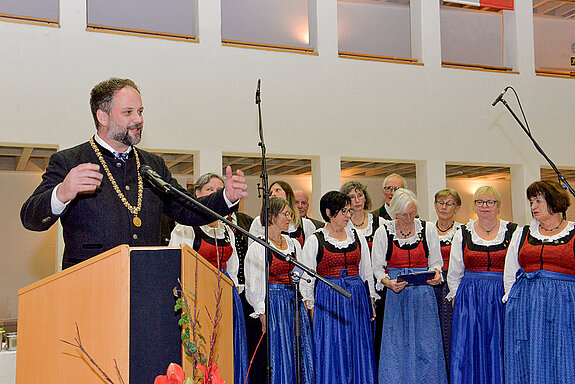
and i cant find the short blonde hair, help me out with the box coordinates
[389,188,420,219]
[473,186,502,205]
[434,188,462,206]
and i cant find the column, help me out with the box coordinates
[510,162,540,225]
[311,155,341,218]
[415,159,446,221]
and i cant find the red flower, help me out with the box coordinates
[154,363,185,384]
[198,363,225,384]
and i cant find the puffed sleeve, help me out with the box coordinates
[169,224,196,247]
[371,225,389,290]
[358,233,376,297]
[446,226,464,300]
[225,226,240,289]
[245,241,266,317]
[299,233,320,309]
[425,221,444,272]
[302,217,317,244]
[503,227,523,303]
[248,215,264,246]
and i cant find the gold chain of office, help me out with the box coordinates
[89,137,143,227]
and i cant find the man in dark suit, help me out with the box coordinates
[20,78,248,269]
[371,173,406,220]
[294,189,324,229]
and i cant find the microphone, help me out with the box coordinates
[492,87,509,106]
[140,165,171,192]
[255,79,261,105]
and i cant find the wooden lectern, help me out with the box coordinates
[16,245,234,383]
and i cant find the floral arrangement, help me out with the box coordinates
[156,230,226,384]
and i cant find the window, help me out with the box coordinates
[221,0,314,53]
[533,0,575,78]
[440,1,515,71]
[0,0,59,25]
[87,0,197,41]
[338,0,415,63]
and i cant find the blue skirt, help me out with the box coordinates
[313,271,376,384]
[379,267,447,384]
[505,269,575,383]
[223,270,250,384]
[450,271,504,384]
[269,283,314,384]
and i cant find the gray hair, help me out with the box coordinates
[340,180,372,210]
[191,173,224,196]
[389,188,420,219]
[383,173,407,189]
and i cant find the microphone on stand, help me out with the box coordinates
[140,165,171,193]
[492,87,510,106]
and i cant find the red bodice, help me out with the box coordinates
[387,240,428,270]
[315,231,361,277]
[518,227,575,275]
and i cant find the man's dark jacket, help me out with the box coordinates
[21,140,234,268]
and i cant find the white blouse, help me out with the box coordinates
[249,216,317,246]
[347,212,386,239]
[244,234,302,317]
[371,218,443,290]
[432,221,463,244]
[299,226,375,309]
[446,219,510,300]
[169,222,240,288]
[503,220,575,302]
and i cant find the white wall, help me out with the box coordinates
[0,172,58,320]
[2,0,575,317]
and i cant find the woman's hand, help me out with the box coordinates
[259,313,266,334]
[426,270,442,286]
[382,277,408,293]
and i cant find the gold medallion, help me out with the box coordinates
[133,216,142,227]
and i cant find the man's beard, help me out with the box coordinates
[108,122,143,147]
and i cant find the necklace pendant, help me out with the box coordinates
[133,216,142,227]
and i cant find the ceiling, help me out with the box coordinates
[533,0,575,19]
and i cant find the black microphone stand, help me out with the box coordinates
[494,86,575,199]
[289,266,311,384]
[255,79,273,384]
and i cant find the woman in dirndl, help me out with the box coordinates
[503,180,575,383]
[432,188,462,379]
[300,191,377,384]
[245,196,314,384]
[340,180,386,367]
[372,188,446,384]
[447,185,517,384]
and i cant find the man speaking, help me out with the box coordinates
[21,78,248,269]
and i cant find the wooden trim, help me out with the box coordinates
[536,69,575,79]
[0,13,59,27]
[222,39,317,55]
[442,61,517,73]
[339,51,422,66]
[87,24,197,42]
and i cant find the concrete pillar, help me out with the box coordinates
[311,155,341,218]
[510,162,540,225]
[194,149,223,177]
[415,159,446,221]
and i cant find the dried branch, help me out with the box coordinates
[60,323,124,384]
